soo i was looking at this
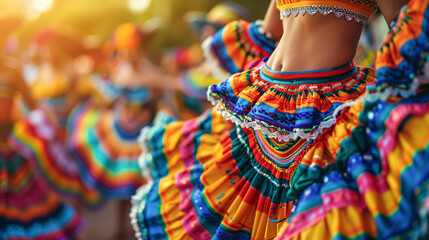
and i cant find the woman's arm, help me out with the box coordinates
[377,0,409,24]
[262,0,283,40]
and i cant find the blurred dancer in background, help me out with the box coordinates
[168,2,254,119]
[0,17,83,240]
[11,21,163,239]
[30,28,82,126]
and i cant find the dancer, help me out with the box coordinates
[137,4,277,180]
[129,0,428,239]
[68,22,160,200]
[276,0,429,238]
[134,0,429,239]
[30,28,82,126]
[0,19,83,239]
[12,22,164,207]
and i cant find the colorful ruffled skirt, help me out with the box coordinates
[275,1,429,239]
[69,105,147,200]
[202,20,276,80]
[131,60,376,239]
[138,108,233,180]
[10,104,148,207]
[0,140,82,239]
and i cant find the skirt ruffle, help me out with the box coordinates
[139,108,233,180]
[369,0,429,101]
[277,95,429,240]
[10,105,148,206]
[131,102,363,239]
[208,62,374,141]
[10,109,101,206]
[202,20,276,80]
[68,105,147,200]
[0,146,83,240]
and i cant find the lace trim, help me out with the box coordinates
[137,112,172,180]
[279,6,370,24]
[207,87,365,142]
[202,36,231,81]
[130,181,154,240]
[138,126,153,180]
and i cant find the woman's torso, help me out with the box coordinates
[268,0,377,72]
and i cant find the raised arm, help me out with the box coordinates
[262,0,283,40]
[377,0,410,24]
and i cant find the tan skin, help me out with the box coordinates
[264,0,409,72]
[377,0,410,24]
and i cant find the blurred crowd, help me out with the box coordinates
[0,1,389,239]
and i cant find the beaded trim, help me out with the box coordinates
[279,6,369,24]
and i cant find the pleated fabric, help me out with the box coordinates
[131,62,375,240]
[0,140,83,239]
[202,20,276,80]
[11,104,148,207]
[276,0,429,239]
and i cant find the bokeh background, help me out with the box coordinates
[1,0,268,58]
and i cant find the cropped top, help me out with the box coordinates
[276,0,377,24]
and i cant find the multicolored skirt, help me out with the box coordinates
[275,0,429,239]
[132,1,429,239]
[131,61,376,239]
[139,108,233,180]
[68,105,148,201]
[0,141,82,239]
[10,105,148,207]
[10,109,102,206]
[202,20,276,80]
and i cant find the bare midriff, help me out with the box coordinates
[267,13,363,72]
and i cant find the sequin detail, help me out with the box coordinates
[276,0,377,24]
[279,6,369,24]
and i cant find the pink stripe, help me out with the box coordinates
[284,189,364,239]
[356,172,389,194]
[378,102,429,173]
[176,170,211,239]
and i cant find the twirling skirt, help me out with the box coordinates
[10,105,148,207]
[0,141,83,239]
